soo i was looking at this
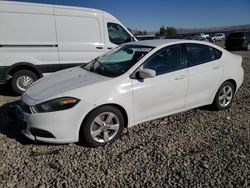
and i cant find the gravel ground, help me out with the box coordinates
[0,44,250,187]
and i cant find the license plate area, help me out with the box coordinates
[14,105,30,122]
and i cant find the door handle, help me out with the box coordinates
[175,75,186,80]
[212,65,220,70]
[96,46,103,49]
[107,47,113,50]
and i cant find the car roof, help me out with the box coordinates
[128,39,182,47]
[128,39,215,48]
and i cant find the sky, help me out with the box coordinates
[8,0,250,31]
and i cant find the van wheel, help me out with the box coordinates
[80,106,124,147]
[212,81,235,110]
[11,70,38,94]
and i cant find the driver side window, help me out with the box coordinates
[143,44,185,76]
[107,23,131,45]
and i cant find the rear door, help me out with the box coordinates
[185,43,223,108]
[54,8,105,68]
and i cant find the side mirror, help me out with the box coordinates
[138,69,156,79]
[130,36,136,42]
[125,36,136,43]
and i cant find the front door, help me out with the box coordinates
[132,44,189,123]
[104,21,133,51]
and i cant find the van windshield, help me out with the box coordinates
[82,45,154,77]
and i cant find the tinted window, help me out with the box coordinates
[212,48,222,60]
[108,23,131,45]
[227,32,244,38]
[143,45,184,76]
[186,44,215,67]
[246,32,250,38]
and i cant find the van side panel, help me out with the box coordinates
[0,4,60,78]
[0,6,56,45]
[54,8,105,65]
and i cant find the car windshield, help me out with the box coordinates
[82,45,154,77]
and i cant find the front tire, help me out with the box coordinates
[213,81,235,110]
[80,106,124,147]
[11,70,38,94]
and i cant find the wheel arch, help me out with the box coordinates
[226,79,237,91]
[6,62,43,80]
[81,103,129,128]
[107,103,129,128]
[78,103,129,145]
[213,79,237,103]
[212,79,237,110]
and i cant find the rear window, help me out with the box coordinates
[246,32,250,38]
[186,44,215,67]
[228,32,244,38]
[212,48,222,60]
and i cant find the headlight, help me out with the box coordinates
[33,97,80,113]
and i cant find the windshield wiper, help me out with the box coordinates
[83,58,116,77]
[90,58,99,72]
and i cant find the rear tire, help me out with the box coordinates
[11,70,38,94]
[79,105,124,147]
[212,81,235,110]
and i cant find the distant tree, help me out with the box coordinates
[160,26,165,35]
[159,26,177,36]
[135,30,148,36]
[136,30,143,35]
[166,27,177,35]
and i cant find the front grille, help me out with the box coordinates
[20,102,31,114]
[30,128,55,138]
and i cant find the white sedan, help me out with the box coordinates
[15,40,244,147]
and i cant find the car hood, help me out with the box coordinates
[24,66,109,101]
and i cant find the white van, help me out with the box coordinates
[0,1,136,94]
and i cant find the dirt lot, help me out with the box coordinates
[0,43,249,187]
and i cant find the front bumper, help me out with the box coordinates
[0,66,9,84]
[14,105,30,122]
[14,100,95,144]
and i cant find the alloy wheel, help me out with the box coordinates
[218,85,233,107]
[16,75,34,91]
[90,112,120,143]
